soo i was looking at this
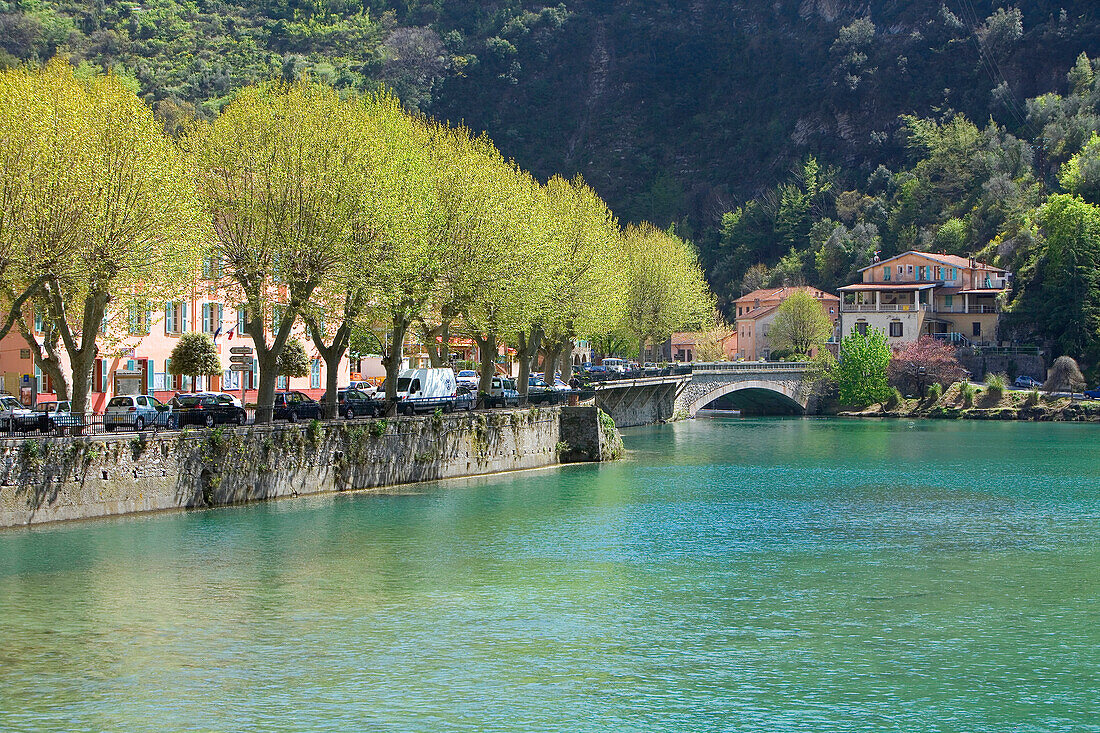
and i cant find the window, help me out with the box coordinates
[201,255,221,280]
[19,348,30,360]
[311,359,321,389]
[277,375,288,390]
[34,309,44,333]
[201,303,224,335]
[236,308,247,335]
[917,265,926,280]
[128,303,151,335]
[164,302,186,334]
[889,321,903,338]
[951,267,958,281]
[945,295,953,308]
[883,265,891,281]
[972,322,981,337]
[856,322,868,336]
[907,265,913,274]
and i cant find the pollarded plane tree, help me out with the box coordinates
[0,60,206,413]
[188,80,360,423]
[621,223,714,363]
[301,91,430,418]
[527,176,625,388]
[435,130,543,402]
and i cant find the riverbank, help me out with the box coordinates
[0,406,624,527]
[836,382,1100,422]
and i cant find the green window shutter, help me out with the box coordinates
[182,301,190,332]
[147,360,155,393]
[100,359,108,392]
[165,302,173,334]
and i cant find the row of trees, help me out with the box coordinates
[0,60,713,421]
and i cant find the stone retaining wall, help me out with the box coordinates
[0,406,620,527]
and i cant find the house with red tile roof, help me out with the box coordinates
[838,251,1010,347]
[733,286,840,360]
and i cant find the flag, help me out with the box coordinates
[226,327,234,341]
[213,326,223,343]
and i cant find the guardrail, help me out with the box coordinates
[691,361,812,373]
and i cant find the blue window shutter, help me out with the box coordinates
[147,360,155,393]
[165,302,172,333]
[182,301,189,332]
[100,359,108,392]
[218,304,223,329]
[127,359,135,371]
[201,303,209,334]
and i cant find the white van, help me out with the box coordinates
[601,357,627,374]
[395,368,457,414]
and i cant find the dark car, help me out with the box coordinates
[1084,387,1100,400]
[273,391,321,422]
[1015,375,1042,389]
[171,393,248,428]
[454,385,476,411]
[337,388,378,418]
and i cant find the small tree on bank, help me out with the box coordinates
[888,335,967,396]
[1044,355,1086,394]
[769,290,834,357]
[833,327,891,407]
[167,333,221,391]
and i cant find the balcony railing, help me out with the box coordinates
[841,303,931,313]
[841,303,998,314]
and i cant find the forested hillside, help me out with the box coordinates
[4,0,1100,359]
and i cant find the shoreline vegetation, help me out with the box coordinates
[833,382,1100,422]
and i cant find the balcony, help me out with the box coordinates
[841,303,931,313]
[841,303,998,314]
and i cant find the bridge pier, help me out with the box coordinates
[593,376,691,428]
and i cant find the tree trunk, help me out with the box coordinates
[638,337,646,364]
[306,316,350,420]
[382,314,409,415]
[56,289,109,416]
[515,326,542,403]
[542,341,562,387]
[254,350,279,423]
[559,340,573,384]
[473,332,497,408]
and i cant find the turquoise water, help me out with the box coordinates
[1,418,1098,732]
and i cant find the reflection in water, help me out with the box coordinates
[1,418,1098,732]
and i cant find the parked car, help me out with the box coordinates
[0,396,38,432]
[337,388,379,418]
[527,376,562,404]
[395,367,458,415]
[456,370,480,390]
[272,391,322,422]
[1084,387,1100,400]
[454,385,477,411]
[487,376,520,408]
[170,393,247,428]
[601,357,627,374]
[348,380,378,397]
[643,362,660,373]
[104,394,173,431]
[1014,375,1043,389]
[34,401,83,432]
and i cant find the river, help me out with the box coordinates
[1,418,1097,732]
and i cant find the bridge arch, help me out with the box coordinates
[685,379,807,416]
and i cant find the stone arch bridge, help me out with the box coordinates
[592,362,814,428]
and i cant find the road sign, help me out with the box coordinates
[21,374,30,385]
[229,355,252,365]
[229,364,252,372]
[230,346,254,355]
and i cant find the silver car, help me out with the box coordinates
[104,394,174,431]
[0,396,37,431]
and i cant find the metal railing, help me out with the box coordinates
[0,394,585,442]
[841,303,931,313]
[691,361,811,373]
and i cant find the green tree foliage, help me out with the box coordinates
[167,333,221,386]
[188,79,360,422]
[769,291,834,357]
[0,60,207,414]
[277,340,311,379]
[1010,195,1100,363]
[833,327,891,408]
